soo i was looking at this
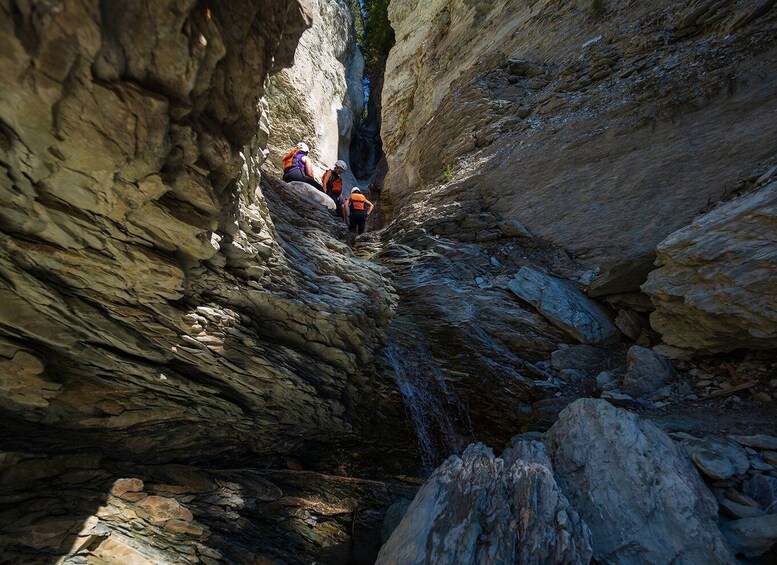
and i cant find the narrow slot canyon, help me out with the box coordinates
[1,1,777,563]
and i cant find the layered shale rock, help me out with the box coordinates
[0,0,411,467]
[643,179,777,352]
[381,0,777,271]
[0,451,418,563]
[0,2,422,560]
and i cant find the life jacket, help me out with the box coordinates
[324,170,343,195]
[349,192,367,213]
[282,150,306,172]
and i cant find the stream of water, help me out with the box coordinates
[383,343,474,474]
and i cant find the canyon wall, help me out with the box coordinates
[381,0,777,269]
[265,0,364,190]
[0,1,415,561]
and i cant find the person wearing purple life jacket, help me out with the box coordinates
[282,142,324,191]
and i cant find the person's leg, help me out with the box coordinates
[357,216,367,234]
[302,175,324,191]
[283,168,304,183]
[334,196,342,219]
[283,169,323,191]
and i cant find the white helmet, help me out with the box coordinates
[351,187,361,193]
[296,142,309,153]
[334,160,347,171]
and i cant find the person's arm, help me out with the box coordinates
[365,199,375,215]
[322,170,331,191]
[302,156,315,178]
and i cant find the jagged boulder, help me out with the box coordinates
[643,180,777,352]
[547,399,731,564]
[376,443,592,565]
[509,267,617,344]
[546,399,733,564]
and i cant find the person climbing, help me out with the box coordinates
[322,160,347,219]
[345,188,374,240]
[282,142,324,191]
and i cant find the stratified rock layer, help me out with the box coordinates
[643,180,777,352]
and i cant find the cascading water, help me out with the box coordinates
[383,343,474,474]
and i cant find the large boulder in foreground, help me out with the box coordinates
[643,180,777,352]
[546,399,733,564]
[376,443,592,564]
[509,267,617,344]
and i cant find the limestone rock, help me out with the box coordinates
[595,371,616,391]
[720,499,766,520]
[680,437,750,480]
[376,443,592,564]
[643,181,777,352]
[283,180,337,212]
[729,434,777,451]
[265,0,363,193]
[550,345,605,372]
[721,514,777,558]
[622,346,675,398]
[546,399,733,564]
[509,267,618,344]
[614,309,650,342]
[743,475,777,513]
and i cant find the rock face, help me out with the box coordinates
[0,2,420,561]
[0,0,413,469]
[643,180,777,352]
[546,399,733,564]
[381,399,739,564]
[509,267,618,344]
[622,346,675,398]
[376,443,592,564]
[381,0,777,270]
[265,0,364,191]
[0,452,418,564]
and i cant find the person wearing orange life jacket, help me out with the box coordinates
[345,187,374,235]
[282,142,324,191]
[322,160,348,219]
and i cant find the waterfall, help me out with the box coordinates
[383,343,474,474]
